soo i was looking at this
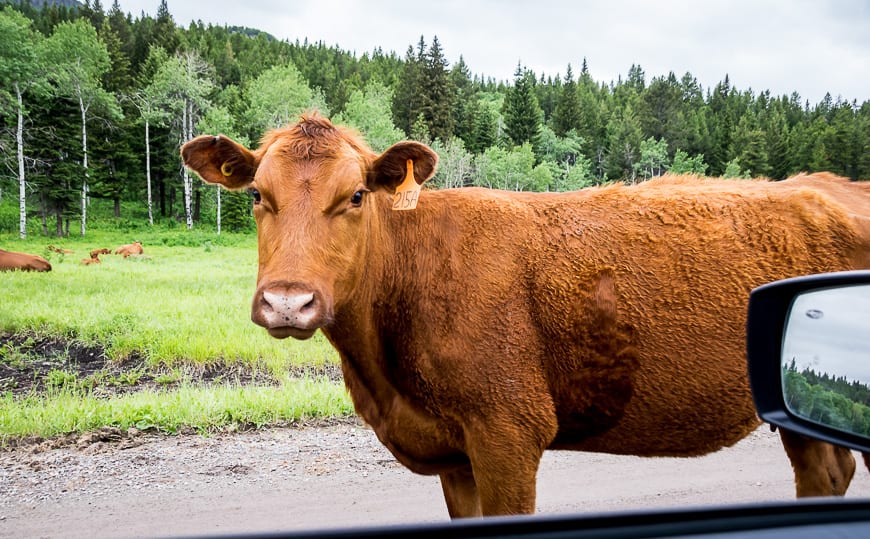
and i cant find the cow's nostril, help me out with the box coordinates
[258,289,322,331]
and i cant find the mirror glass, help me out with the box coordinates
[782,284,870,437]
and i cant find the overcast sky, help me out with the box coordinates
[785,286,870,385]
[112,0,869,105]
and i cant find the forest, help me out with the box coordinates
[783,360,870,437]
[1,0,869,238]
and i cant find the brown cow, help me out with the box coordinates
[90,248,111,258]
[182,115,870,517]
[0,248,52,272]
[114,241,143,258]
[80,256,101,265]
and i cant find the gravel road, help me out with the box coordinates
[3,423,870,538]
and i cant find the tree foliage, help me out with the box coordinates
[0,1,867,238]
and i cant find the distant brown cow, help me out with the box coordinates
[90,248,111,258]
[182,114,870,517]
[47,245,73,255]
[80,256,101,265]
[0,248,52,272]
[114,241,143,258]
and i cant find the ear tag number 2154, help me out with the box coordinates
[392,159,421,211]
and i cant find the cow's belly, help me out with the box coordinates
[551,358,762,457]
[562,403,761,457]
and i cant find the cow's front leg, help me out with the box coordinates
[463,415,555,515]
[440,465,481,518]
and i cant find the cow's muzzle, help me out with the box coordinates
[252,282,328,340]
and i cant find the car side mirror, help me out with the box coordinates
[747,270,870,453]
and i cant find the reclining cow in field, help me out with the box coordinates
[182,114,870,517]
[114,241,143,258]
[0,248,52,272]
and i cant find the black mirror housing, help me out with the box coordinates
[747,270,870,453]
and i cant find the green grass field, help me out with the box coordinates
[0,222,353,443]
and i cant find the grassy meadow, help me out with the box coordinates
[0,216,353,443]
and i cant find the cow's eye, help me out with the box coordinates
[247,187,261,205]
[350,190,366,207]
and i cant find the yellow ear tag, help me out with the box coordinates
[220,162,234,177]
[392,159,421,211]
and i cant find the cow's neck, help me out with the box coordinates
[322,191,446,428]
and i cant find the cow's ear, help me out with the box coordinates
[181,134,257,190]
[369,141,438,192]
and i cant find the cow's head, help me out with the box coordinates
[181,114,438,339]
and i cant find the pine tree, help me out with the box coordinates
[469,99,498,154]
[98,19,132,93]
[640,72,686,150]
[451,55,476,146]
[420,36,454,142]
[502,63,542,147]
[604,99,643,181]
[392,42,423,136]
[765,108,792,179]
[857,101,870,179]
[734,114,770,177]
[552,64,580,136]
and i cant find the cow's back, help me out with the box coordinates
[781,173,870,266]
[0,248,52,272]
[515,174,868,456]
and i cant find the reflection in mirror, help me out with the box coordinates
[782,284,870,437]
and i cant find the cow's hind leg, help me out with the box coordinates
[440,466,481,518]
[779,428,856,496]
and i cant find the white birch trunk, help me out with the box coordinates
[16,83,26,239]
[145,119,153,225]
[182,99,193,229]
[79,93,89,237]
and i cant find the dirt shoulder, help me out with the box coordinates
[3,424,870,539]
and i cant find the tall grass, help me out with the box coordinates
[0,231,338,371]
[0,223,351,439]
[0,377,354,442]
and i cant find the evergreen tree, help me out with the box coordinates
[420,36,454,142]
[502,63,542,147]
[626,63,645,93]
[604,97,643,181]
[392,38,425,136]
[764,107,791,179]
[153,0,179,55]
[552,64,580,137]
[535,72,560,122]
[734,114,770,177]
[640,72,687,151]
[469,97,498,154]
[576,64,604,163]
[27,92,83,236]
[41,18,120,236]
[857,102,870,179]
[98,18,132,93]
[450,55,477,146]
[827,101,858,178]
